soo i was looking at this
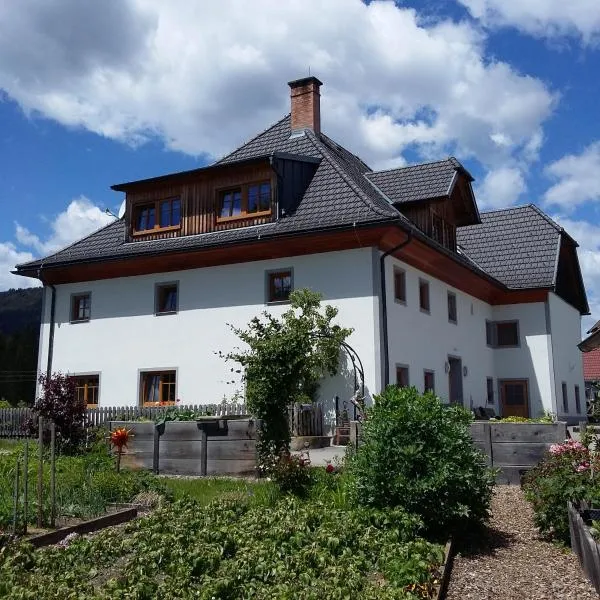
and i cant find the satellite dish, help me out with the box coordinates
[117,199,126,219]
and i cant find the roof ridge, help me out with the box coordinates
[318,132,372,172]
[479,203,536,216]
[214,113,291,164]
[527,204,564,234]
[367,156,456,177]
[307,131,399,219]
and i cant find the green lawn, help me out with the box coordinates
[160,476,277,506]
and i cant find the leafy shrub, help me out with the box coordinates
[523,439,598,543]
[349,385,494,537]
[263,449,312,495]
[32,373,86,454]
[0,496,444,599]
[0,400,11,409]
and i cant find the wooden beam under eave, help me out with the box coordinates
[491,289,549,306]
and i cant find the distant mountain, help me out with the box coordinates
[0,287,42,406]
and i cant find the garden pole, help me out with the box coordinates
[23,438,29,534]
[200,429,208,476]
[12,458,20,534]
[37,416,43,528]
[50,421,56,528]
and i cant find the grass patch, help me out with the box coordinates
[0,439,22,452]
[161,476,277,506]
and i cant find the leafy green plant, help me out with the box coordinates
[264,450,312,495]
[348,385,495,537]
[523,439,598,543]
[494,412,555,423]
[222,289,352,461]
[0,495,443,599]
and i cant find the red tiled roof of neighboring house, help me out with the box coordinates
[583,347,600,380]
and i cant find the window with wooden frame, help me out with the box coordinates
[266,269,293,303]
[396,365,409,388]
[71,293,91,323]
[140,370,176,407]
[72,375,99,408]
[133,197,181,234]
[424,370,435,393]
[394,268,406,303]
[155,282,178,315]
[447,291,457,323]
[217,181,271,221]
[486,320,519,348]
[419,279,430,313]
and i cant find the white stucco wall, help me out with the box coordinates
[491,302,553,418]
[548,292,586,422]
[38,247,380,432]
[385,256,496,409]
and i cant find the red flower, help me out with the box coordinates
[325,463,335,474]
[109,427,133,451]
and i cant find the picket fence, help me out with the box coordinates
[0,403,248,438]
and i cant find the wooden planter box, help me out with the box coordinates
[109,419,257,476]
[568,501,600,594]
[471,422,567,484]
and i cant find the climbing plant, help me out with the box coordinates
[222,289,352,463]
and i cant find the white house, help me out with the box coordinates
[15,76,589,427]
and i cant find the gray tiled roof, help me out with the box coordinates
[18,116,400,270]
[15,116,571,297]
[365,157,468,204]
[457,205,562,289]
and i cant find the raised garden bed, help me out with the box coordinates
[110,418,257,476]
[569,501,600,594]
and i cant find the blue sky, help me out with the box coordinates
[1,0,600,329]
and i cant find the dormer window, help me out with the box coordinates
[133,197,181,234]
[217,181,271,221]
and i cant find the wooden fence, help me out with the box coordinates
[0,403,248,438]
[569,501,600,594]
[288,403,323,437]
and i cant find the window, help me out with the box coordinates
[575,385,581,414]
[447,291,457,323]
[396,365,409,388]
[267,269,293,303]
[133,197,181,234]
[486,321,519,347]
[419,279,430,313]
[71,293,91,323]
[424,370,435,393]
[394,268,406,303]
[73,375,99,408]
[140,370,176,406]
[155,282,178,315]
[218,181,271,221]
[486,377,494,404]
[562,382,568,413]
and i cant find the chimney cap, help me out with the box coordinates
[288,76,323,89]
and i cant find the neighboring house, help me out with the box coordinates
[15,77,589,427]
[582,340,600,414]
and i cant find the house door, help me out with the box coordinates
[448,356,463,405]
[500,380,529,418]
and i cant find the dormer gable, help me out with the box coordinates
[111,153,320,243]
[365,157,480,252]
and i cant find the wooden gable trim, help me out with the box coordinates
[35,223,553,310]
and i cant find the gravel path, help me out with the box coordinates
[446,486,597,600]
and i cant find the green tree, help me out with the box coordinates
[223,289,352,461]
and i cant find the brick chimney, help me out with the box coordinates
[288,76,322,134]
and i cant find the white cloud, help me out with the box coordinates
[0,242,37,290]
[0,0,555,173]
[475,166,527,209]
[458,0,600,45]
[1,197,114,291]
[15,196,114,255]
[543,142,600,211]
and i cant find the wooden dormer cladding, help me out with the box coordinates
[397,171,479,253]
[124,161,277,242]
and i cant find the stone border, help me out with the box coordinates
[434,539,454,600]
[28,508,138,548]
